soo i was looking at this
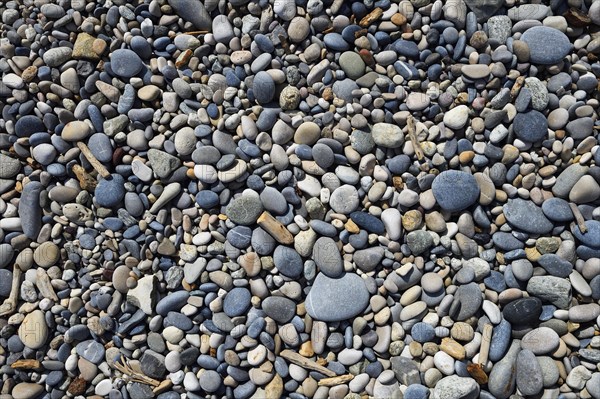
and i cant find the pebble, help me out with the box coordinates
[521,26,572,64]
[432,171,480,212]
[305,273,369,322]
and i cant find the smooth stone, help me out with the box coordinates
[527,276,572,309]
[339,52,366,79]
[312,237,343,278]
[167,0,211,30]
[19,181,43,240]
[503,297,542,325]
[521,327,560,354]
[371,123,404,148]
[432,171,480,212]
[273,245,303,279]
[443,105,469,129]
[18,310,48,349]
[553,164,589,199]
[305,273,369,322]
[516,349,543,396]
[537,254,573,278]
[521,26,572,64]
[503,198,553,234]
[329,185,359,214]
[571,220,600,249]
[95,174,126,207]
[0,153,21,178]
[262,296,296,324]
[253,71,275,104]
[450,282,482,321]
[541,198,574,222]
[76,340,105,363]
[513,110,548,142]
[226,195,263,225]
[12,383,45,399]
[432,376,479,399]
[223,287,251,317]
[110,49,143,78]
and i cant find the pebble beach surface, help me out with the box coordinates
[1,0,600,398]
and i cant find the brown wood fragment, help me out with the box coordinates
[479,323,493,365]
[407,116,425,161]
[11,359,42,369]
[279,350,337,377]
[76,142,110,178]
[467,363,488,384]
[180,30,208,35]
[359,7,383,27]
[257,212,294,245]
[317,374,354,386]
[510,75,525,99]
[113,355,162,386]
[72,164,97,191]
[569,202,587,233]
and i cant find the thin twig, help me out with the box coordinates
[407,116,424,161]
[77,142,110,178]
[279,350,337,377]
[114,356,161,386]
[569,203,587,233]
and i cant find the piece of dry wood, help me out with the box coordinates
[359,7,383,27]
[279,350,337,377]
[318,374,354,386]
[479,323,493,366]
[407,116,425,161]
[76,142,110,178]
[569,202,587,233]
[510,75,525,99]
[72,164,97,191]
[257,211,294,245]
[114,355,162,386]
[11,359,42,369]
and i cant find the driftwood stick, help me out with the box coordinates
[77,142,110,178]
[569,203,587,233]
[317,374,354,386]
[407,116,424,161]
[257,212,294,245]
[279,350,337,377]
[479,323,493,366]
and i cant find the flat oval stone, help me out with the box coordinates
[432,170,480,212]
[305,273,369,322]
[110,49,143,78]
[571,220,600,248]
[273,245,303,279]
[223,287,251,317]
[541,198,574,222]
[521,26,572,64]
[262,296,296,324]
[503,198,553,234]
[516,349,543,396]
[502,297,542,325]
[513,110,548,142]
[537,254,573,278]
[312,237,343,278]
[18,310,48,349]
[521,327,560,354]
[226,195,263,225]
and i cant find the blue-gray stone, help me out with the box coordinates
[541,197,574,222]
[252,71,275,104]
[504,198,553,234]
[15,115,45,137]
[513,110,548,142]
[305,273,369,322]
[492,232,524,251]
[489,319,512,362]
[350,211,385,234]
[19,181,43,239]
[432,170,480,212]
[88,133,113,163]
[156,291,189,316]
[521,26,572,65]
[450,282,482,321]
[394,40,419,58]
[571,220,600,248]
[223,287,251,317]
[0,269,12,297]
[324,33,350,51]
[262,296,296,324]
[502,297,542,325]
[167,0,211,31]
[110,49,143,78]
[196,191,219,208]
[273,245,303,279]
[226,226,253,249]
[411,322,435,342]
[76,340,105,363]
[95,174,126,207]
[404,384,430,399]
[537,254,573,278]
